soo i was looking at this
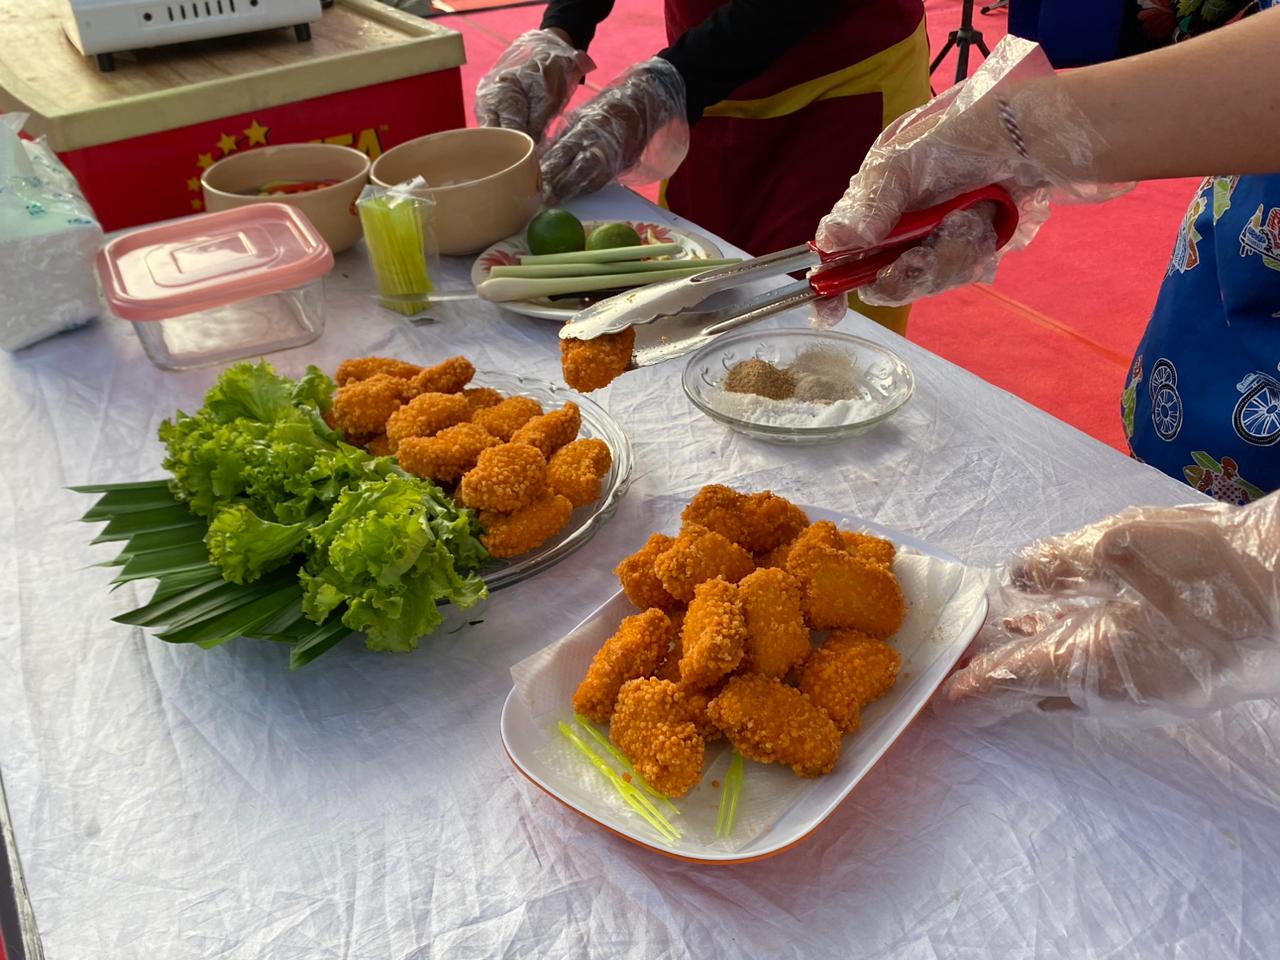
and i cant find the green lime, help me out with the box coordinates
[526,209,586,256]
[585,221,643,251]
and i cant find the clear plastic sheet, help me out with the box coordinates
[475,30,596,146]
[2,187,1278,960]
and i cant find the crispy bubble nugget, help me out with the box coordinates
[473,395,544,441]
[463,387,504,415]
[740,491,810,554]
[458,443,548,512]
[397,422,500,484]
[680,485,750,546]
[385,392,472,449]
[573,610,674,724]
[411,355,475,395]
[614,533,682,612]
[796,629,901,733]
[547,438,612,507]
[787,536,906,636]
[331,373,415,436]
[679,579,747,688]
[335,356,422,386]
[737,567,811,679]
[510,402,581,458]
[840,531,896,569]
[609,678,704,798]
[479,493,573,557]
[653,523,755,603]
[366,434,394,458]
[561,327,635,393]
[707,674,841,777]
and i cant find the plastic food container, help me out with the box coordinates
[98,204,334,371]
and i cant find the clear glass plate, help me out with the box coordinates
[682,328,915,445]
[474,371,634,591]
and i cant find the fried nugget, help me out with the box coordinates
[615,533,682,612]
[757,537,799,570]
[463,387,503,415]
[335,356,422,386]
[458,442,548,512]
[573,610,674,724]
[411,355,475,395]
[330,373,415,436]
[840,531,896,569]
[366,434,394,458]
[385,392,472,449]
[737,567,811,679]
[472,395,543,441]
[680,485,750,546]
[676,681,722,742]
[788,541,906,636]
[479,492,573,558]
[510,402,581,458]
[610,678,704,797]
[561,327,635,393]
[796,630,901,733]
[707,674,840,777]
[653,523,755,603]
[652,640,683,683]
[740,492,810,554]
[679,579,747,688]
[547,438,611,506]
[396,422,500,484]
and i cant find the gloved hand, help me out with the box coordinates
[811,35,1130,314]
[540,57,689,206]
[475,30,596,145]
[940,492,1280,725]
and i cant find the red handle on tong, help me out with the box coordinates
[806,184,1019,299]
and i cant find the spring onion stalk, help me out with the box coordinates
[519,243,684,265]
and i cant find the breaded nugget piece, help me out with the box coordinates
[547,438,611,506]
[385,392,472,449]
[463,387,503,415]
[458,443,548,512]
[473,395,543,441]
[331,374,415,436]
[397,422,500,484]
[366,434,394,458]
[840,531,896,569]
[796,630,900,733]
[788,542,906,636]
[757,537,800,570]
[740,492,810,554]
[335,356,421,386]
[679,579,747,688]
[610,678,704,797]
[676,681,722,742]
[510,402,581,458]
[614,533,682,612]
[653,523,755,603]
[707,674,841,777]
[737,567,811,679]
[573,610,674,724]
[561,327,635,393]
[479,492,573,558]
[411,355,475,395]
[786,521,847,559]
[680,485,750,546]
[652,641,683,683]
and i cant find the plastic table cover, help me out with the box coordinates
[2,188,1277,960]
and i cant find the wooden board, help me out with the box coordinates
[0,0,465,150]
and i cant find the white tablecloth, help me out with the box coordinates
[2,188,1277,960]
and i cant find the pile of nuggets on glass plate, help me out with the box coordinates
[326,355,612,558]
[573,485,907,797]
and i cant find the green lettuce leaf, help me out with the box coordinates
[205,504,315,585]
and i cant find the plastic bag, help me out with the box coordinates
[0,114,103,351]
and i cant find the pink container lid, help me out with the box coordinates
[98,203,334,322]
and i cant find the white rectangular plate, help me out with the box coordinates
[500,506,989,863]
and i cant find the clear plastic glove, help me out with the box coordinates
[939,492,1280,725]
[540,57,689,206]
[812,36,1131,313]
[475,30,596,145]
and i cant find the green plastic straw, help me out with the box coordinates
[557,721,681,844]
[716,752,744,839]
[359,194,433,316]
[573,715,678,814]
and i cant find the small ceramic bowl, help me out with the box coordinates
[202,143,370,253]
[683,328,915,445]
[369,128,540,256]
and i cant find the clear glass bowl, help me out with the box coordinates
[474,371,634,591]
[682,328,915,445]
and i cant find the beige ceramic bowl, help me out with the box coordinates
[202,143,370,253]
[369,128,541,256]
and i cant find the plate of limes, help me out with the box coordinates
[471,210,725,322]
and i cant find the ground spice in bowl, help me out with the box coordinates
[723,358,795,400]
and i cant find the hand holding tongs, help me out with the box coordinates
[558,185,1020,367]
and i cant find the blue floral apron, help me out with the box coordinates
[1125,172,1280,504]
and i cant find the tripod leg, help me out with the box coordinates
[956,38,970,82]
[930,35,957,74]
[976,34,991,56]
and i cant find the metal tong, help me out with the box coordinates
[558,185,1020,368]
